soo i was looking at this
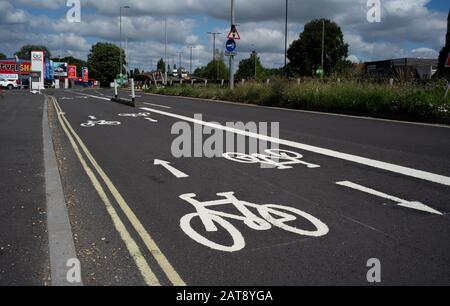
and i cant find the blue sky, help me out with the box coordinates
[0,0,448,71]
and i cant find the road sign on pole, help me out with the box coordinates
[226,39,236,52]
[227,24,240,40]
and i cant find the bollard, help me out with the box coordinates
[191,79,194,86]
[389,78,394,87]
[180,79,183,85]
[242,79,245,85]
[131,78,135,103]
[221,79,224,87]
[337,78,341,84]
[114,80,118,99]
[267,79,270,84]
[205,80,208,87]
[297,78,301,86]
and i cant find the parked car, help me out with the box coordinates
[0,78,18,90]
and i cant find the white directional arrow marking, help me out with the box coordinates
[336,181,443,215]
[154,159,189,178]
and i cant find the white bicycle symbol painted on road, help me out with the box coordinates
[179,192,329,252]
[80,120,121,128]
[222,149,320,169]
[118,112,151,118]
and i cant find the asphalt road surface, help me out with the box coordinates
[1,88,449,286]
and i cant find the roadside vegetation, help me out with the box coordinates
[145,78,450,124]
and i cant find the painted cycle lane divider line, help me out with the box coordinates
[138,106,450,187]
[336,181,443,215]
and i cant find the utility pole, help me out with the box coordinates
[125,38,129,78]
[177,51,183,71]
[208,32,222,81]
[164,17,168,85]
[284,0,288,77]
[229,0,235,90]
[187,45,195,75]
[321,19,325,78]
[119,5,130,82]
[251,44,257,79]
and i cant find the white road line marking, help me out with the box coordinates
[336,181,443,215]
[144,117,158,123]
[143,102,172,109]
[154,159,189,178]
[139,107,450,187]
[51,97,160,286]
[53,98,185,286]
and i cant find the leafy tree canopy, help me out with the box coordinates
[288,18,348,76]
[87,42,125,85]
[15,45,52,60]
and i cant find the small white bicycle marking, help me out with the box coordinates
[222,149,320,170]
[80,120,121,128]
[118,112,151,118]
[179,192,329,252]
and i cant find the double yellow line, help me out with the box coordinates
[49,96,185,286]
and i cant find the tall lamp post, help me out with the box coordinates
[187,45,195,75]
[119,5,130,83]
[284,0,288,77]
[251,44,257,80]
[208,32,222,81]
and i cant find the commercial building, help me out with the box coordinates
[365,58,438,80]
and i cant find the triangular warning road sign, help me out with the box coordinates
[227,25,240,40]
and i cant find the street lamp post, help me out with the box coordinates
[229,0,235,90]
[119,5,130,83]
[164,17,168,85]
[177,51,183,72]
[251,44,257,80]
[284,0,288,77]
[188,45,195,75]
[208,32,222,81]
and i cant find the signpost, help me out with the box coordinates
[225,39,238,57]
[227,24,241,40]
[68,65,77,79]
[31,51,45,90]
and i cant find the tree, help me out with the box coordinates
[157,58,166,73]
[235,51,266,80]
[15,45,51,60]
[87,43,125,86]
[52,56,88,75]
[288,18,348,76]
[193,56,228,80]
[437,45,450,79]
[0,53,6,60]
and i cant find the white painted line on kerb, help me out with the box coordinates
[140,106,450,187]
[336,181,443,215]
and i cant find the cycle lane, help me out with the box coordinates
[51,90,450,285]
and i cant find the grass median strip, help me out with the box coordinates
[146,79,450,124]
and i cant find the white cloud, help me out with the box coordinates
[0,0,446,68]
